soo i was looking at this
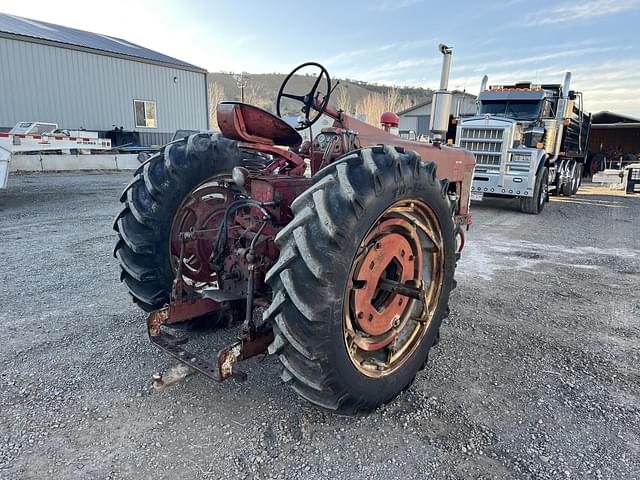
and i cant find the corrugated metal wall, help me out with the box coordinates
[0,37,207,144]
[399,94,478,136]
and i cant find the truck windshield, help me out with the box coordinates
[480,101,542,119]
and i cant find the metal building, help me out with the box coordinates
[398,92,476,138]
[588,111,640,164]
[0,13,208,145]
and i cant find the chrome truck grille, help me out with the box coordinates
[459,127,504,167]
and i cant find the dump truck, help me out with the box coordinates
[114,45,476,414]
[455,73,590,213]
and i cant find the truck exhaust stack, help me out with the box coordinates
[562,72,571,99]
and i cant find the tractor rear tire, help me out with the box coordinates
[113,133,247,317]
[264,145,456,415]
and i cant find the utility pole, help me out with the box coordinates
[234,73,249,103]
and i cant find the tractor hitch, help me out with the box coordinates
[146,224,274,388]
[147,306,273,384]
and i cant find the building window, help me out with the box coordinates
[134,100,157,128]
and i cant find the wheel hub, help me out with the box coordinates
[343,200,444,377]
[353,233,417,336]
[170,180,237,285]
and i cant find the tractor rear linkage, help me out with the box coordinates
[147,227,274,384]
[147,223,432,384]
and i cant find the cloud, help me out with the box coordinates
[324,43,398,65]
[456,46,622,74]
[324,38,436,66]
[360,58,440,79]
[523,0,640,26]
[369,0,423,12]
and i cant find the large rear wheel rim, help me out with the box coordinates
[169,176,237,286]
[343,198,445,378]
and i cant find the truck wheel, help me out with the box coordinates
[520,167,548,214]
[265,145,456,414]
[559,160,576,196]
[571,163,583,195]
[113,133,249,321]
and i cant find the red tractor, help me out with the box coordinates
[114,46,475,414]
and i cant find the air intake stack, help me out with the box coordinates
[429,44,453,144]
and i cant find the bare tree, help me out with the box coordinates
[355,88,411,126]
[335,85,352,113]
[384,87,411,113]
[355,93,385,126]
[208,82,226,130]
[244,82,271,110]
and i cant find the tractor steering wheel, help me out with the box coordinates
[276,62,332,130]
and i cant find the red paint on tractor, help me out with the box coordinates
[135,57,475,387]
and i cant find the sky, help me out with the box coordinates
[1,0,639,116]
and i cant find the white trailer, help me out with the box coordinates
[0,122,112,189]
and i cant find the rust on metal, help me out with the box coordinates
[217,101,302,147]
[147,307,169,337]
[151,364,196,391]
[353,231,418,336]
[140,60,474,393]
[343,199,444,377]
[147,298,274,384]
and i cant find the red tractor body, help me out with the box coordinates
[116,54,477,414]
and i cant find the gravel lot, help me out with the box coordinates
[1,172,639,480]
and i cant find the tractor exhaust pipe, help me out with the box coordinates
[430,44,454,144]
[438,44,452,90]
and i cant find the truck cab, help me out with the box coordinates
[455,73,590,213]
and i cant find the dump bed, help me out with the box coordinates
[562,104,590,158]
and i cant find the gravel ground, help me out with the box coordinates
[1,172,639,480]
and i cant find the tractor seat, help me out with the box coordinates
[217,101,302,147]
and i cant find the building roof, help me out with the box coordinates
[397,91,475,116]
[591,111,640,125]
[0,12,206,73]
[397,98,433,116]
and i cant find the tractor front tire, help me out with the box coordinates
[113,133,246,315]
[264,146,456,415]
